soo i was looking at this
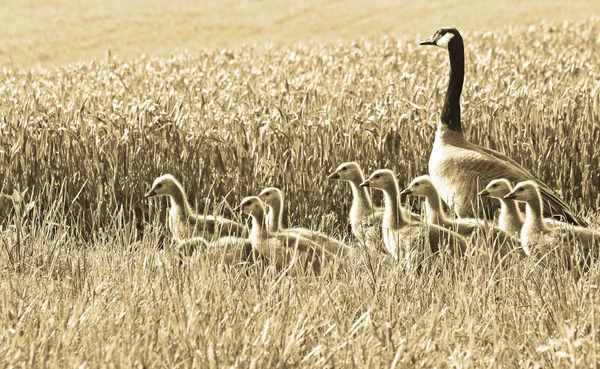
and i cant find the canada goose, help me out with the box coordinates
[327,162,382,249]
[505,181,598,268]
[478,179,569,238]
[420,27,585,226]
[145,174,249,241]
[327,162,419,251]
[236,196,335,273]
[402,175,520,257]
[258,187,352,257]
[360,169,468,264]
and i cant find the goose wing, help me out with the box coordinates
[447,147,585,226]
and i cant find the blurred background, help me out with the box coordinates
[2,0,599,68]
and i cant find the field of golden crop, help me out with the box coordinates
[1,18,600,367]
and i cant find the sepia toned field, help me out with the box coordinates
[2,14,600,368]
[2,0,600,68]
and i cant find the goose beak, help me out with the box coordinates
[359,180,370,188]
[144,190,156,198]
[400,188,413,195]
[478,189,489,197]
[504,192,517,200]
[327,172,340,180]
[419,34,437,46]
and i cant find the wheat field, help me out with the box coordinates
[2,16,600,367]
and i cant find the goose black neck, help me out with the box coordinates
[441,38,464,132]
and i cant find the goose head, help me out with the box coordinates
[400,175,435,197]
[359,169,395,191]
[478,179,512,199]
[145,174,182,198]
[327,162,364,182]
[235,196,266,218]
[258,187,283,209]
[504,181,539,202]
[419,27,462,49]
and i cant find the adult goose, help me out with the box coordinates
[145,174,249,241]
[258,187,352,257]
[419,27,585,226]
[505,181,598,268]
[360,169,468,264]
[236,196,335,273]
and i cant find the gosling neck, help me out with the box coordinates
[250,211,267,242]
[523,193,547,232]
[266,199,283,233]
[169,184,193,217]
[500,198,524,223]
[382,182,409,230]
[424,189,447,225]
[349,174,374,214]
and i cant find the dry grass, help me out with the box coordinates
[1,18,600,367]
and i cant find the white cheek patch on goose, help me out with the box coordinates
[436,33,454,48]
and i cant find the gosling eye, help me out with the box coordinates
[414,183,420,187]
[491,184,497,188]
[156,184,163,189]
[519,188,525,192]
[340,167,347,171]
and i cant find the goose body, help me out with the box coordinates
[177,236,257,264]
[258,187,352,257]
[360,169,468,264]
[145,174,249,241]
[420,28,585,226]
[238,196,336,273]
[505,181,598,268]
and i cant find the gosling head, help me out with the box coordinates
[504,181,539,202]
[359,169,395,191]
[327,162,364,183]
[400,175,434,197]
[235,196,266,218]
[419,27,462,50]
[145,174,182,198]
[478,179,513,199]
[258,187,283,209]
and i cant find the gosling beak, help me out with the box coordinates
[359,180,370,188]
[232,204,242,212]
[504,192,517,200]
[400,188,413,195]
[327,172,340,180]
[144,190,156,198]
[478,189,489,197]
[419,34,437,46]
